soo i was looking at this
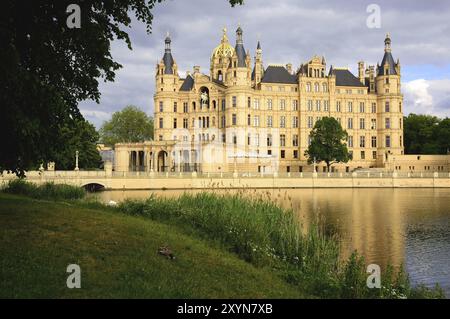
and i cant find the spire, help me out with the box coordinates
[257,40,261,50]
[235,25,246,67]
[236,24,243,44]
[378,33,397,76]
[384,33,391,53]
[165,31,171,52]
[162,32,174,74]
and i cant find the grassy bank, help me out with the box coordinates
[0,193,303,298]
[0,180,445,298]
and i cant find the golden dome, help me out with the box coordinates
[212,28,235,58]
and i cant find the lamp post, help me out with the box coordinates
[75,150,79,171]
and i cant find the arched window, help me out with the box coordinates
[218,70,223,82]
[314,83,319,92]
[306,83,311,92]
[322,83,328,92]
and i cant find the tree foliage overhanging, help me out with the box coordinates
[403,114,450,154]
[100,105,154,146]
[305,117,351,171]
[0,0,242,176]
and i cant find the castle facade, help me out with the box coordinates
[115,27,408,174]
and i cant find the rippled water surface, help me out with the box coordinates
[91,188,450,296]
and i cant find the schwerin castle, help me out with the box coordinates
[114,27,449,174]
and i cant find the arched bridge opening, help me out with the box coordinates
[82,183,106,192]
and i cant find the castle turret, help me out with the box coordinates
[252,41,264,85]
[358,61,365,84]
[376,33,404,162]
[155,33,180,141]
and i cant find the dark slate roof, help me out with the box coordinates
[378,52,397,76]
[261,65,297,84]
[163,52,174,74]
[330,68,365,87]
[179,75,194,91]
[235,43,247,67]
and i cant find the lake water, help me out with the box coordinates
[91,188,450,296]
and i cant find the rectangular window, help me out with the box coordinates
[159,118,163,129]
[348,136,353,148]
[307,116,313,128]
[372,151,377,159]
[385,101,390,112]
[324,100,329,112]
[371,102,377,113]
[292,100,298,111]
[360,136,365,148]
[359,102,365,113]
[316,100,321,112]
[292,116,299,128]
[371,118,377,130]
[183,118,188,129]
[267,134,273,147]
[173,118,177,128]
[254,99,260,110]
[232,96,237,107]
[173,102,177,113]
[361,151,365,160]
[280,150,285,159]
[336,101,341,112]
[280,134,286,147]
[307,100,313,111]
[348,102,353,113]
[254,115,260,127]
[385,118,391,129]
[247,97,251,108]
[280,99,286,110]
[293,150,298,159]
[232,114,237,126]
[292,134,299,147]
[267,99,273,110]
[386,135,391,148]
[371,136,377,148]
[221,115,226,128]
[267,115,273,127]
[348,118,353,129]
[280,116,286,128]
[360,118,365,130]
[159,101,164,112]
[222,99,226,111]
[183,102,188,113]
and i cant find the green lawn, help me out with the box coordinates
[0,194,303,298]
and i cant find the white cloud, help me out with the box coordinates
[403,79,450,117]
[78,0,450,128]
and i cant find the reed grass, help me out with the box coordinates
[117,189,445,299]
[2,179,85,200]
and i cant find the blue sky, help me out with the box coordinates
[79,0,450,127]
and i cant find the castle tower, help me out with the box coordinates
[253,41,263,86]
[376,33,404,163]
[210,28,235,83]
[155,33,180,142]
[230,25,251,86]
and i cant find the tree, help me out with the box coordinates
[403,114,450,155]
[305,117,351,172]
[0,0,242,176]
[50,119,103,170]
[99,106,154,146]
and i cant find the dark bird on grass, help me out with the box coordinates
[158,246,175,259]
